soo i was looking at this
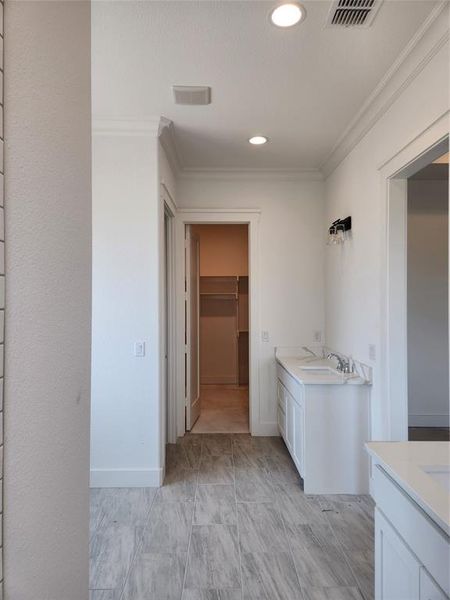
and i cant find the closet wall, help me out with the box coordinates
[191,225,248,385]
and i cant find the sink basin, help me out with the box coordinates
[421,465,450,492]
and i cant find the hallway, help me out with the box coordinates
[90,434,374,600]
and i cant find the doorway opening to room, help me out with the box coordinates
[406,150,449,442]
[384,130,449,442]
[185,224,250,433]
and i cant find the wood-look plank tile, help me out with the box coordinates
[198,455,234,484]
[235,467,275,503]
[141,501,194,554]
[90,488,108,534]
[345,549,374,600]
[122,552,186,600]
[302,586,364,600]
[237,502,286,554]
[194,484,237,525]
[182,590,242,600]
[89,522,143,591]
[274,484,328,527]
[232,444,267,469]
[184,524,241,590]
[319,499,374,552]
[89,591,116,600]
[202,434,233,456]
[286,523,356,588]
[264,456,302,485]
[241,551,302,600]
[89,590,118,600]
[159,467,198,502]
[167,442,202,470]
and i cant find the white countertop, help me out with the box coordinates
[366,442,450,535]
[275,348,368,386]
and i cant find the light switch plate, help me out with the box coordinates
[134,341,146,357]
[262,331,269,343]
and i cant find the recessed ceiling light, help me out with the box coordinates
[270,2,306,28]
[249,136,268,145]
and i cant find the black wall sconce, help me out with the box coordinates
[327,216,352,245]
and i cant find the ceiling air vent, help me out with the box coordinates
[326,0,383,28]
[172,86,211,106]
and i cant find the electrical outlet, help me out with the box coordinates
[313,330,322,343]
[368,344,376,362]
[262,331,270,343]
[134,341,146,357]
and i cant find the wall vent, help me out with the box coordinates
[326,0,383,28]
[173,86,211,106]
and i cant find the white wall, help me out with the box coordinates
[91,126,163,487]
[408,176,449,427]
[324,28,449,439]
[4,2,92,598]
[178,176,325,428]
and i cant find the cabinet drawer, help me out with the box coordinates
[373,466,450,596]
[276,363,302,405]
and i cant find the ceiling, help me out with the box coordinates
[92,0,439,172]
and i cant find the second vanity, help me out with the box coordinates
[275,346,371,494]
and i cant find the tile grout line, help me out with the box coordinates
[231,437,245,600]
[180,437,201,598]
[117,488,159,600]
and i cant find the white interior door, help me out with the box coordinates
[185,225,201,430]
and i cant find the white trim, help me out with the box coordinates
[409,414,450,428]
[90,468,164,488]
[92,116,162,136]
[379,114,449,441]
[163,190,178,445]
[159,118,184,176]
[178,169,323,182]
[175,209,262,438]
[322,2,449,177]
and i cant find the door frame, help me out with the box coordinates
[174,209,261,438]
[379,112,449,440]
[161,185,178,446]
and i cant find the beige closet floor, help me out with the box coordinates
[191,385,249,433]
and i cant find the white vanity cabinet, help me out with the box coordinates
[277,378,304,476]
[369,460,450,600]
[276,361,369,494]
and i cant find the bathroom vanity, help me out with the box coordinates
[366,442,450,600]
[275,347,371,494]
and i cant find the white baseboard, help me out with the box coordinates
[409,413,450,427]
[251,422,279,436]
[90,467,164,488]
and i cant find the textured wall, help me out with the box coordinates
[4,2,91,598]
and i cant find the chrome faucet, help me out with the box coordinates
[327,352,351,373]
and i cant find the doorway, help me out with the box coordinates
[186,224,250,433]
[383,128,449,441]
[407,152,449,441]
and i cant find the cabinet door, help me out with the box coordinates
[292,399,304,476]
[420,568,448,600]
[277,381,286,439]
[375,508,421,600]
[285,390,294,452]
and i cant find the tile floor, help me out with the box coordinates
[191,386,249,434]
[408,426,450,441]
[90,434,374,600]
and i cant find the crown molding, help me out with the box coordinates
[321,1,450,178]
[92,116,163,136]
[178,167,324,182]
[158,117,184,176]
